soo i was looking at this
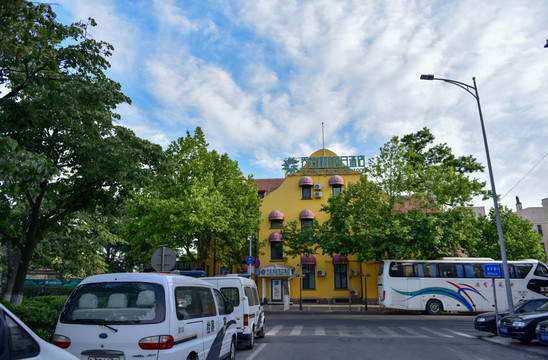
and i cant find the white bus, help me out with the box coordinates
[377,258,548,314]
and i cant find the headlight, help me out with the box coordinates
[512,321,526,327]
[476,318,486,323]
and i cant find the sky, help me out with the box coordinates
[44,0,548,211]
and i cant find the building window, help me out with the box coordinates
[270,242,283,261]
[334,264,348,289]
[270,219,283,229]
[332,184,342,195]
[302,185,312,199]
[302,265,316,290]
[538,225,543,236]
[301,219,313,228]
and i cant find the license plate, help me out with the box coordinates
[541,334,548,341]
[88,357,120,360]
[500,327,508,334]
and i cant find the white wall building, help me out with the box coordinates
[515,197,548,257]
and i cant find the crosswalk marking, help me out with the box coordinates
[315,326,325,336]
[337,325,350,337]
[399,326,428,337]
[378,326,399,336]
[358,326,377,337]
[290,325,303,336]
[265,324,475,339]
[266,325,282,336]
[444,329,475,339]
[419,326,453,337]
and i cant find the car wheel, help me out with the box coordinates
[246,329,255,349]
[257,323,265,339]
[518,338,532,344]
[425,299,442,315]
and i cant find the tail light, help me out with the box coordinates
[139,335,174,350]
[53,334,71,349]
[382,291,386,301]
[243,314,249,327]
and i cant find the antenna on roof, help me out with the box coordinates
[322,122,325,156]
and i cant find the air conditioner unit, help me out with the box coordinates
[314,184,322,190]
[314,191,322,198]
[349,269,358,276]
[350,289,359,296]
[317,270,326,276]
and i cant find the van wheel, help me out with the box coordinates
[246,329,255,349]
[425,299,442,315]
[226,337,236,360]
[257,323,265,338]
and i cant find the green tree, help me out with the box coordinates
[122,128,262,272]
[0,1,163,304]
[319,128,485,261]
[464,206,546,261]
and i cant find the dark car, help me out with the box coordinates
[535,319,548,345]
[473,298,548,334]
[498,301,548,343]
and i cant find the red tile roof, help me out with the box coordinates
[255,178,285,195]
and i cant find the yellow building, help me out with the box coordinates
[254,149,380,304]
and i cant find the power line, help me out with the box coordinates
[501,152,548,200]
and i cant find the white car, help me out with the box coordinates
[0,303,77,360]
[54,272,237,360]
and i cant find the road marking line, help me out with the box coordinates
[420,326,453,337]
[399,326,428,337]
[266,325,282,336]
[315,326,326,336]
[290,324,303,336]
[244,343,267,360]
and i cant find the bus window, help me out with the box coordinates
[440,264,459,278]
[389,263,414,277]
[473,264,484,278]
[389,263,404,277]
[416,264,424,277]
[455,264,464,278]
[534,263,548,277]
[514,263,533,279]
[464,264,474,278]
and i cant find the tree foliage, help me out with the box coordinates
[319,128,485,261]
[122,128,262,272]
[0,1,162,304]
[281,220,319,261]
[463,206,546,261]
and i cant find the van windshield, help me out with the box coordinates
[60,282,165,325]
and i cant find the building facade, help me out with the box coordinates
[515,197,548,257]
[254,149,380,304]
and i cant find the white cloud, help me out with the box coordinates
[46,0,548,209]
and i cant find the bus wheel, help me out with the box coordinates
[426,299,442,315]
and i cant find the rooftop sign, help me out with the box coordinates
[282,155,366,176]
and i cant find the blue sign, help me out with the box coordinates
[483,264,501,277]
[246,256,254,265]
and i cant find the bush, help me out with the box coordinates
[0,295,69,342]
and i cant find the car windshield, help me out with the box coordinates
[537,301,548,312]
[60,281,165,325]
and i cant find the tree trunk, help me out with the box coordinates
[9,241,36,305]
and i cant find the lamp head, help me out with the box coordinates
[420,74,435,80]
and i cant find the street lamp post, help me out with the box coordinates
[420,74,515,315]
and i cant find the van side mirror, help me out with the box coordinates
[226,302,234,314]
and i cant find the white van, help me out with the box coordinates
[202,275,265,349]
[53,272,237,360]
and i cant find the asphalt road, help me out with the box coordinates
[237,309,548,360]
